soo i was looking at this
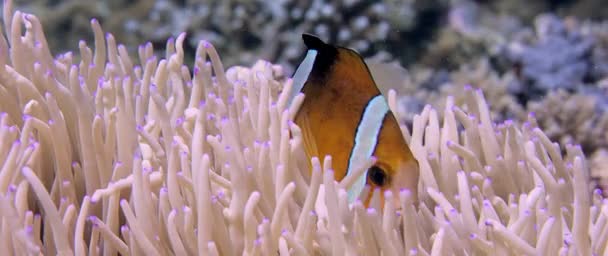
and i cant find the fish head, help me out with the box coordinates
[364,113,419,209]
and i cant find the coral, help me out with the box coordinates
[393,58,608,195]
[526,89,608,154]
[394,59,526,127]
[396,3,608,193]
[12,0,449,72]
[564,0,608,20]
[580,19,608,82]
[445,2,608,96]
[589,149,608,197]
[12,0,608,76]
[0,3,606,255]
[424,0,523,69]
[506,14,594,93]
[10,0,155,55]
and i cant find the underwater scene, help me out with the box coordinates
[0,0,607,255]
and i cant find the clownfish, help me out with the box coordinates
[288,34,419,208]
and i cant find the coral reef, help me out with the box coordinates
[11,0,449,72]
[393,0,608,190]
[387,56,608,195]
[379,2,608,178]
[505,14,594,93]
[392,57,608,155]
[396,59,526,124]
[11,0,608,77]
[0,3,607,255]
[526,89,608,153]
[15,0,608,171]
[444,1,608,94]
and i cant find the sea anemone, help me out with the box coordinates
[0,1,605,255]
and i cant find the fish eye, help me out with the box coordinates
[368,165,388,187]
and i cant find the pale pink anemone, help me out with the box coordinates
[0,0,605,255]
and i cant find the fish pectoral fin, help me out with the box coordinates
[298,113,320,161]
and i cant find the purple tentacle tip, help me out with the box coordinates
[384,190,393,197]
[366,208,377,215]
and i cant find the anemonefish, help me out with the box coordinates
[287,34,419,208]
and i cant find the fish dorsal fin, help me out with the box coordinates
[301,34,326,49]
[301,34,338,81]
[287,34,340,107]
[288,48,316,107]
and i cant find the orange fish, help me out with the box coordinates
[288,34,419,208]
